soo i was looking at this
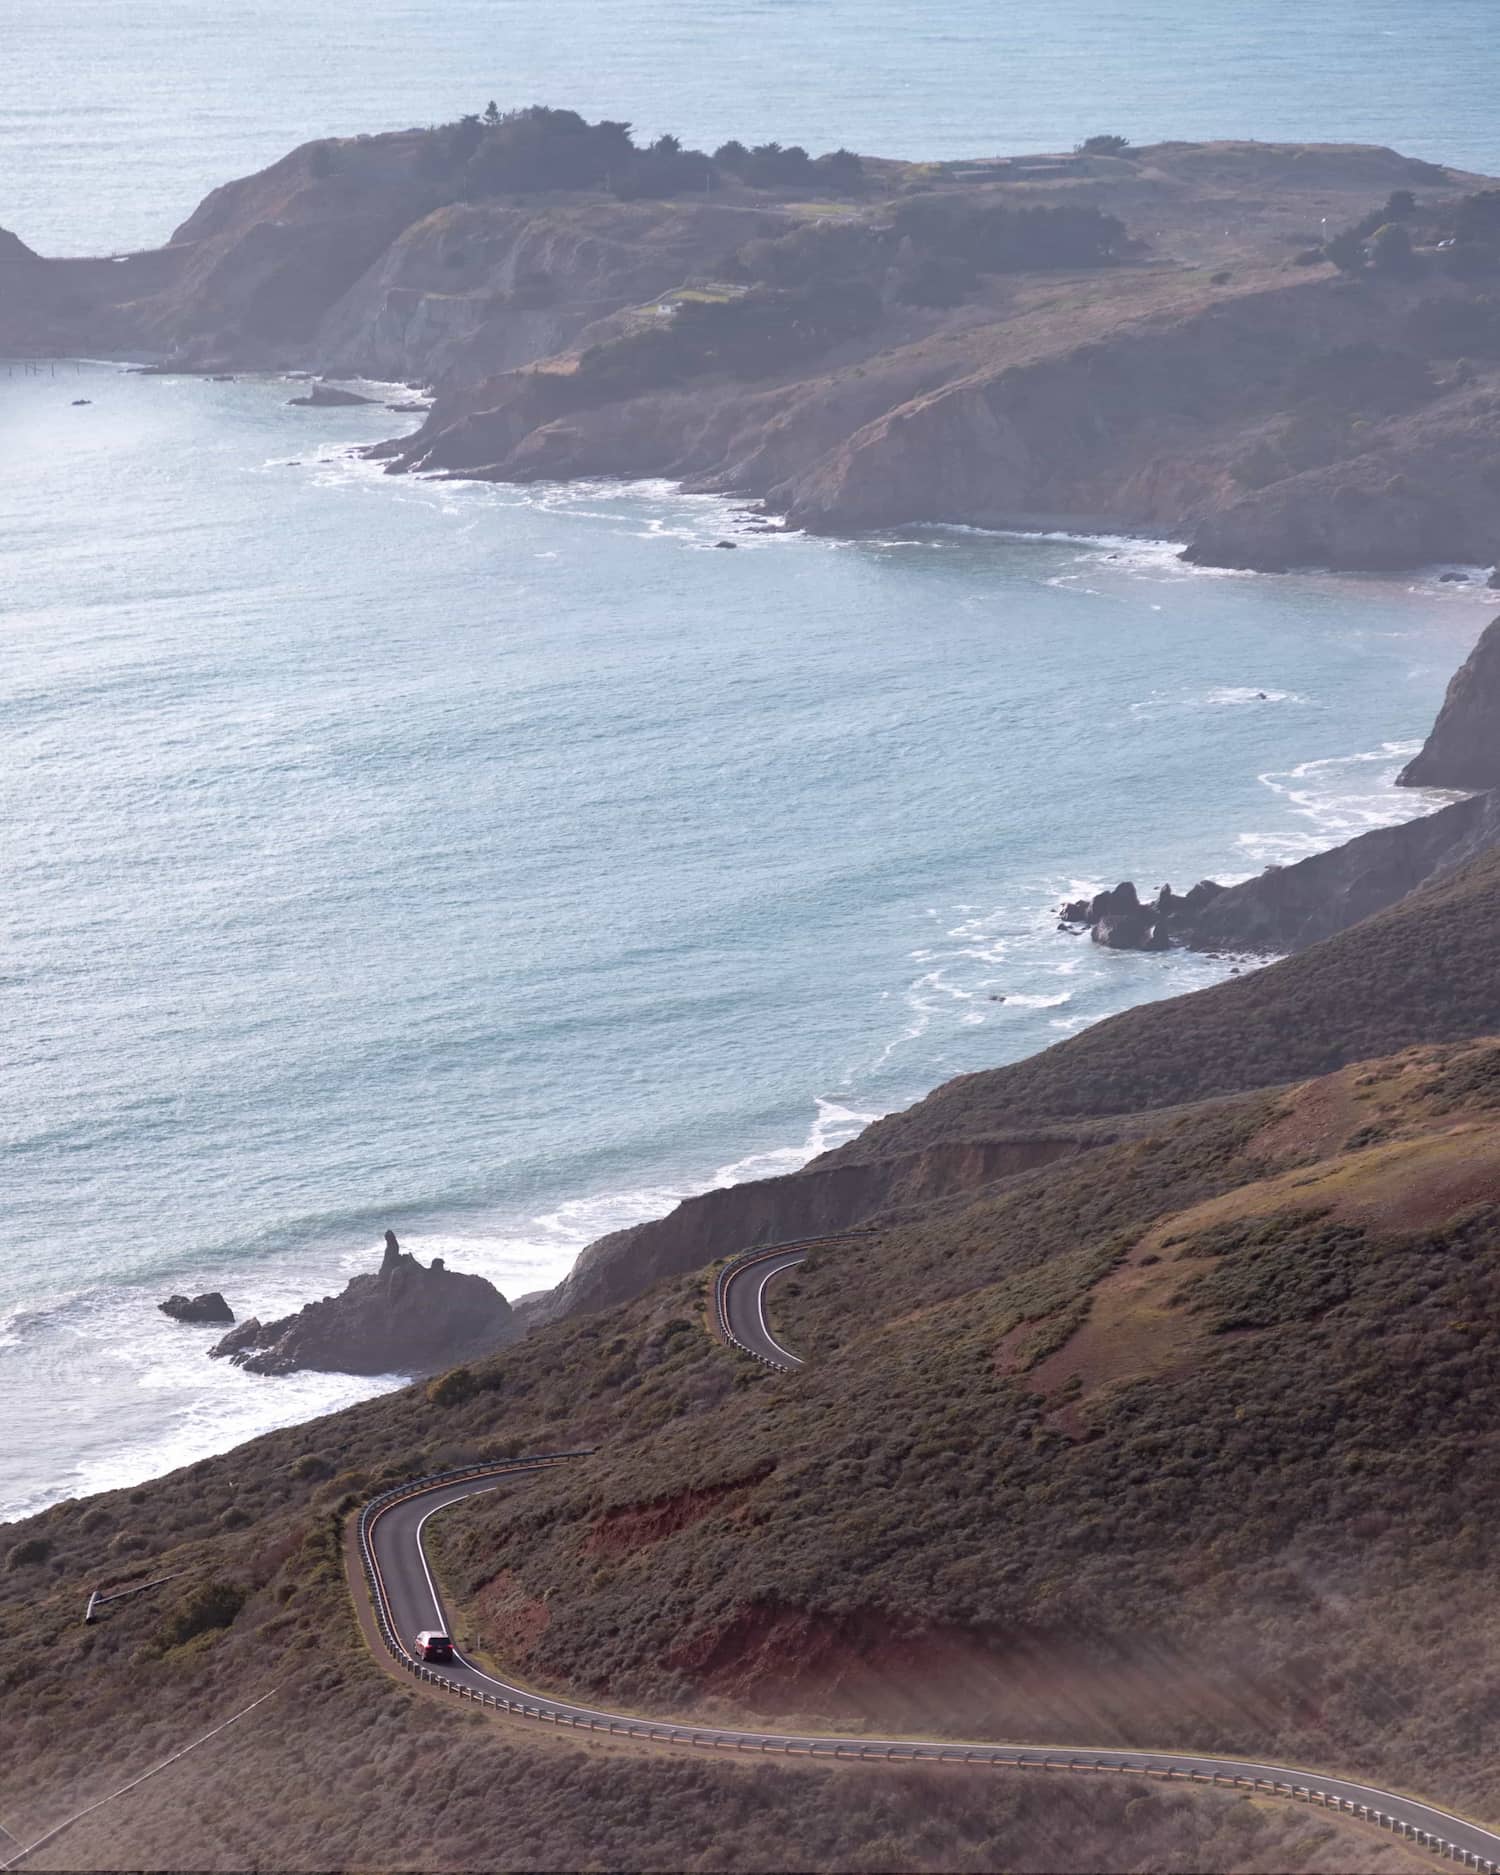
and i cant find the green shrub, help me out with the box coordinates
[1370,222,1416,274]
[427,1366,477,1408]
[6,1537,51,1570]
[157,1579,246,1648]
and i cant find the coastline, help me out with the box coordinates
[0,361,1485,1522]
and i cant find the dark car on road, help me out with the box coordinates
[414,1630,454,1662]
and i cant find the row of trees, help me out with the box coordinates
[1322,187,1500,278]
[407,106,864,201]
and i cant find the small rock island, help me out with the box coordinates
[211,1231,515,1377]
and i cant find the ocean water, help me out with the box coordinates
[4,0,1497,1519]
[4,0,1500,258]
[0,361,1486,1518]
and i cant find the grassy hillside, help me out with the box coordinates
[427,1037,1500,1823]
[6,960,1500,1865]
[832,844,1500,1161]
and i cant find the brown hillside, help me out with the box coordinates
[832,843,1500,1161]
[429,1036,1500,1825]
[7,1043,1499,1867]
[9,121,1500,569]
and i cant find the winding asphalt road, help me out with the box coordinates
[717,1243,810,1367]
[357,1244,1500,1869]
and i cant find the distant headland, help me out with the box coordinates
[9,107,1500,571]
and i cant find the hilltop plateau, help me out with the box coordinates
[10,109,1500,567]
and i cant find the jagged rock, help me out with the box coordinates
[1180,879,1227,915]
[1073,789,1500,958]
[160,1291,235,1326]
[1092,910,1151,948]
[1087,882,1141,923]
[210,1316,264,1357]
[1398,618,1500,791]
[288,382,374,407]
[211,1232,514,1377]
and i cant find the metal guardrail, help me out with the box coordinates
[354,1219,1500,1871]
[354,1455,1499,1868]
[712,1231,876,1371]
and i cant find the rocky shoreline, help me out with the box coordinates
[1057,616,1500,955]
[9,120,1500,572]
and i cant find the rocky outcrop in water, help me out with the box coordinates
[1399,618,1500,791]
[1060,788,1500,957]
[211,1231,515,1377]
[288,381,375,407]
[159,1291,235,1325]
[1061,881,1227,951]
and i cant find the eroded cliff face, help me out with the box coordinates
[387,268,1500,571]
[1400,618,1500,790]
[523,1133,1096,1327]
[12,129,1500,572]
[313,197,779,387]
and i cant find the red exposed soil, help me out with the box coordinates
[588,1473,769,1555]
[474,1569,551,1664]
[668,1604,1334,1747]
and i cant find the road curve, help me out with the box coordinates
[714,1233,873,1370]
[353,1245,1500,1870]
[720,1250,806,1366]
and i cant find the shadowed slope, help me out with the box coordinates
[831,843,1500,1163]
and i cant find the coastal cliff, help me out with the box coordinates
[1061,787,1500,956]
[10,119,1500,571]
[522,1133,1093,1327]
[1400,616,1500,789]
[526,620,1500,1326]
[1054,614,1500,957]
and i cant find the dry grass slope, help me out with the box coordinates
[5,1039,1500,1867]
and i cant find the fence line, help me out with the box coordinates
[0,1690,279,1871]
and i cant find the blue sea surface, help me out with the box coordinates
[0,362,1485,1516]
[3,0,1498,256]
[3,0,1496,1516]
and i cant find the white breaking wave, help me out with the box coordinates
[1240,739,1444,867]
[1131,684,1310,719]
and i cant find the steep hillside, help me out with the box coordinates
[833,843,1500,1161]
[1401,617,1500,790]
[7,1043,1498,1868]
[1063,782,1500,955]
[431,1037,1500,1824]
[522,842,1500,1323]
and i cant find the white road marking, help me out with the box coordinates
[754,1259,804,1366]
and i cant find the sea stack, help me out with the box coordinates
[210,1232,514,1377]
